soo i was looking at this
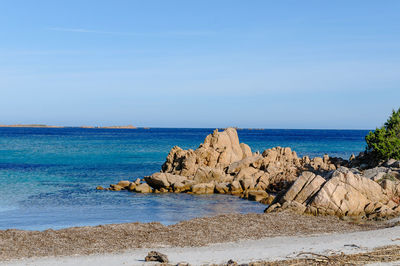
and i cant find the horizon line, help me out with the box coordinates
[0,124,373,131]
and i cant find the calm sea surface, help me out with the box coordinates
[0,128,369,230]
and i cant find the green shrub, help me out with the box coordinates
[365,108,400,161]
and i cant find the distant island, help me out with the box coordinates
[80,125,137,129]
[0,124,64,128]
[0,124,139,129]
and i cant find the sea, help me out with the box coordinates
[0,127,370,230]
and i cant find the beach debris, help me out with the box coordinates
[226,259,238,265]
[344,244,361,248]
[295,251,330,263]
[145,251,169,263]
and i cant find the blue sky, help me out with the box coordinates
[0,0,399,129]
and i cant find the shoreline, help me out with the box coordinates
[0,214,398,265]
[0,211,395,262]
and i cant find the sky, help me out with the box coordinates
[0,0,399,129]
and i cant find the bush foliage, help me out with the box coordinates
[366,108,400,161]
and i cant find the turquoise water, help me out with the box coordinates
[0,128,369,230]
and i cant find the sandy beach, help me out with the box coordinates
[1,212,399,265]
[1,219,399,265]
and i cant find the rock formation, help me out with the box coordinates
[100,127,400,219]
[161,128,252,176]
[133,128,345,203]
[265,166,400,219]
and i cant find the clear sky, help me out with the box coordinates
[1,0,399,129]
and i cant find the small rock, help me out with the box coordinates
[117,180,130,188]
[96,186,104,190]
[371,172,386,182]
[385,159,397,167]
[393,161,400,168]
[134,183,152,193]
[246,190,269,202]
[109,184,123,191]
[215,183,230,194]
[226,259,238,266]
[127,182,136,191]
[145,251,169,263]
[260,194,275,205]
[176,262,190,266]
[191,183,215,194]
[364,167,388,179]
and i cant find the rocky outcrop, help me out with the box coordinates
[266,167,400,219]
[102,128,351,205]
[100,127,400,219]
[141,128,348,204]
[105,178,153,193]
[161,128,252,176]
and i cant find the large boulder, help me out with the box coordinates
[134,183,152,193]
[191,182,215,194]
[144,173,187,190]
[117,180,131,188]
[310,169,387,217]
[192,166,230,183]
[277,171,326,205]
[266,167,400,219]
[226,155,262,174]
[161,128,252,177]
[246,147,304,192]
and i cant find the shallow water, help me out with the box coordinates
[0,127,369,230]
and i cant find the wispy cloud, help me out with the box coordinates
[163,30,215,36]
[47,27,141,36]
[47,27,214,37]
[0,48,156,56]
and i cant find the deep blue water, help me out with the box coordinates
[0,127,369,230]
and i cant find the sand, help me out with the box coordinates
[0,212,398,265]
[1,223,399,265]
